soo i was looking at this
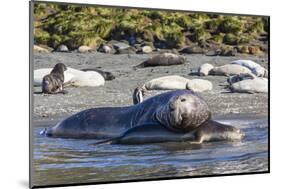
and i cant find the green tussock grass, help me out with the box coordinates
[34,3,268,50]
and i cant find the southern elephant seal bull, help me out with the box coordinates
[42,90,244,144]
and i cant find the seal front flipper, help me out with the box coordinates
[192,120,245,144]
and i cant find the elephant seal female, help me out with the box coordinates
[230,60,268,78]
[229,77,268,93]
[43,90,244,144]
[142,75,190,91]
[209,64,252,76]
[136,53,185,68]
[42,63,67,94]
[80,68,115,81]
[132,76,212,104]
[34,67,105,87]
[198,63,214,76]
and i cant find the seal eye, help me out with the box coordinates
[181,99,186,102]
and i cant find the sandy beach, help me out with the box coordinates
[32,52,268,121]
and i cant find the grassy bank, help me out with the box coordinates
[34,3,268,55]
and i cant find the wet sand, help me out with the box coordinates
[32,52,268,121]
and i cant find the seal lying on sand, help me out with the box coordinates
[132,76,212,104]
[227,73,256,85]
[186,79,213,93]
[42,90,244,144]
[198,63,214,76]
[136,53,185,68]
[228,73,268,93]
[209,64,252,76]
[80,68,115,80]
[142,75,190,91]
[230,60,268,78]
[34,67,105,87]
[42,63,67,94]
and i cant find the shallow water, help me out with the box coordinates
[31,116,268,187]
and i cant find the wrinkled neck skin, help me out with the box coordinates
[155,104,175,131]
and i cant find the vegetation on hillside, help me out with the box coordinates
[34,3,268,54]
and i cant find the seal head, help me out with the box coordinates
[155,93,211,132]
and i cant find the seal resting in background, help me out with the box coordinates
[136,53,185,68]
[34,67,105,87]
[42,90,244,144]
[227,73,256,85]
[198,63,214,76]
[80,68,115,81]
[132,76,212,104]
[229,75,268,93]
[230,60,268,78]
[209,64,252,76]
[42,63,67,94]
[186,79,213,93]
[142,75,190,91]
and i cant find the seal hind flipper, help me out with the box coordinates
[193,120,245,143]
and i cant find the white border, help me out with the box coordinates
[1,0,279,189]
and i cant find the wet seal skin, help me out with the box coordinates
[41,90,244,144]
[42,63,68,94]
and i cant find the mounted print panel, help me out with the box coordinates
[30,1,269,188]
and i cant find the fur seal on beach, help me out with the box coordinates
[34,67,105,87]
[42,90,244,144]
[136,53,185,68]
[209,64,252,76]
[42,63,67,94]
[230,60,268,78]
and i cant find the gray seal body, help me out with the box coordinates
[44,90,244,144]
